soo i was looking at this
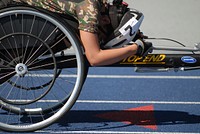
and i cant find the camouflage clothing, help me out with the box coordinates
[14,0,106,33]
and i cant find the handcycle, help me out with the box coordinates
[0,2,199,132]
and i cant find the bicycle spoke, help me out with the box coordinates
[29,57,77,70]
[0,21,18,65]
[0,70,16,80]
[0,41,17,65]
[25,27,59,65]
[0,7,85,132]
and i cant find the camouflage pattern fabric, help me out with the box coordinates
[14,0,106,33]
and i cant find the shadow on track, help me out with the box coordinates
[51,110,200,131]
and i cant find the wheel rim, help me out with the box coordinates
[0,33,57,105]
[0,8,85,132]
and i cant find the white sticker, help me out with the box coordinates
[119,17,138,36]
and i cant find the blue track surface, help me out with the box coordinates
[1,0,200,133]
[28,67,200,133]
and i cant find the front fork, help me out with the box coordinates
[53,41,200,73]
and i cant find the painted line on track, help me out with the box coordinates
[37,130,199,134]
[85,75,200,79]
[12,100,200,105]
[76,100,200,105]
[31,74,200,79]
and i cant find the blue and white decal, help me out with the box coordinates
[181,56,197,64]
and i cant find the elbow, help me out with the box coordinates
[87,56,102,67]
[88,58,100,67]
[85,50,105,66]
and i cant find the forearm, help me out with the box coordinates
[85,44,138,66]
[80,30,138,66]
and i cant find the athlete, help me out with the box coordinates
[1,0,153,66]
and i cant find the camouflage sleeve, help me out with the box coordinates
[14,0,75,14]
[76,0,100,33]
[14,0,100,33]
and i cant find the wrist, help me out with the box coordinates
[129,43,138,54]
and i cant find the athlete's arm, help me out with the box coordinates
[80,30,138,66]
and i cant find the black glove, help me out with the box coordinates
[135,39,153,57]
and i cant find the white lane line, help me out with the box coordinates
[12,100,200,105]
[85,75,200,79]
[37,130,199,134]
[14,100,200,105]
[30,74,200,79]
[77,100,200,105]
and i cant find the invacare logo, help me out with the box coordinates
[181,56,197,64]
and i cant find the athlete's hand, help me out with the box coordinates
[135,39,153,57]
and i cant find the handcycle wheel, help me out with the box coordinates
[0,6,86,132]
[0,33,58,105]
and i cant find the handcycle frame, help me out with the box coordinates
[0,3,199,132]
[57,45,200,72]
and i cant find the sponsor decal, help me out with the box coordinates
[120,54,166,64]
[181,56,197,64]
[119,17,138,36]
